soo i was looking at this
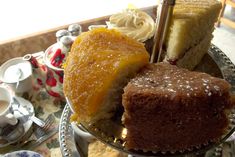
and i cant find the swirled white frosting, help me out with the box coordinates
[107,9,155,42]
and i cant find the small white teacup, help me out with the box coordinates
[0,87,18,127]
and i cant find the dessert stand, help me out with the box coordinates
[59,45,235,157]
[59,1,235,156]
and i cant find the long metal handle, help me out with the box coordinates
[13,97,46,127]
[29,127,58,149]
[150,0,175,63]
[22,127,59,150]
[30,116,46,127]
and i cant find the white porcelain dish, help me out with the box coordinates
[0,57,32,94]
[0,96,34,148]
[71,122,95,143]
[3,150,43,157]
[66,97,95,142]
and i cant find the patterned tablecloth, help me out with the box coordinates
[0,86,65,157]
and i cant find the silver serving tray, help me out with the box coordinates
[59,104,81,157]
[59,45,235,157]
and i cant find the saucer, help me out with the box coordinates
[3,150,43,157]
[0,97,34,147]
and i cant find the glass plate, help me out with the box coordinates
[59,45,235,157]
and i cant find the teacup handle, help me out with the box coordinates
[5,113,18,125]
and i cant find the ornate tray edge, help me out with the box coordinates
[208,44,235,92]
[59,105,81,157]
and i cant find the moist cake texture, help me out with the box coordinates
[122,63,234,152]
[63,28,149,125]
[164,0,222,70]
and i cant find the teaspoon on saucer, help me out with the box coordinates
[12,98,46,128]
[15,68,22,89]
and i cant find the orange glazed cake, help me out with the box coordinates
[122,63,235,152]
[63,28,149,125]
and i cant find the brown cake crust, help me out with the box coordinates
[122,63,234,152]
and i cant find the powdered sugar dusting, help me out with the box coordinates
[129,63,225,98]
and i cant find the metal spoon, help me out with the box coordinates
[12,98,46,128]
[15,68,22,89]
[23,127,59,150]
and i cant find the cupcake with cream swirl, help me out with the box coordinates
[106,9,155,52]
